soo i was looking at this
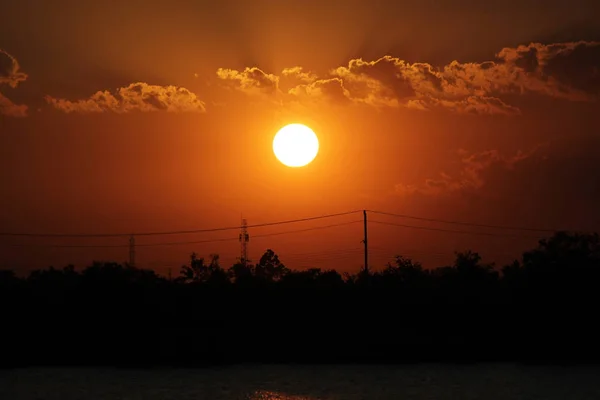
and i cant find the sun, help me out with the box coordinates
[273,124,319,167]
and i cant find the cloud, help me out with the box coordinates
[212,41,599,115]
[0,49,27,88]
[395,147,539,197]
[329,56,515,114]
[0,92,27,117]
[495,41,600,100]
[393,136,600,234]
[281,66,317,84]
[454,136,600,230]
[0,49,28,117]
[288,78,352,105]
[45,82,206,114]
[216,67,279,95]
[331,42,600,113]
[332,56,440,107]
[430,96,522,116]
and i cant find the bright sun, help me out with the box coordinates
[272,124,319,167]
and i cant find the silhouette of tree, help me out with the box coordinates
[228,261,254,284]
[179,253,208,283]
[0,269,20,291]
[450,250,497,285]
[383,255,427,281]
[521,231,600,300]
[255,249,289,282]
[378,255,431,297]
[343,271,357,285]
[501,259,525,299]
[205,253,230,286]
[80,261,149,286]
[315,269,344,288]
[28,264,80,290]
[4,230,600,367]
[430,250,498,301]
[178,253,228,285]
[281,268,325,288]
[454,250,494,274]
[523,231,600,271]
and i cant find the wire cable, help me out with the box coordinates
[369,219,539,238]
[0,220,363,248]
[0,210,362,238]
[367,209,558,233]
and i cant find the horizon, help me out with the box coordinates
[0,208,587,278]
[0,210,572,276]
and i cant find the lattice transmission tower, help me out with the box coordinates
[239,218,250,266]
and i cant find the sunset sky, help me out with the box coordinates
[2,0,600,275]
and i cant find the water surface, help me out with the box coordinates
[1,364,599,399]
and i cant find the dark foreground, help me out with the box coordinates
[2,364,600,399]
[2,284,599,367]
[2,231,600,367]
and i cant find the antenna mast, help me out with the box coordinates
[239,218,250,266]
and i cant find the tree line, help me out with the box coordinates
[1,231,599,367]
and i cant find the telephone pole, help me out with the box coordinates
[129,234,136,268]
[363,210,368,274]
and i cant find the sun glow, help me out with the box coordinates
[272,124,319,167]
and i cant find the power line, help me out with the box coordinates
[252,220,361,240]
[0,220,363,249]
[0,210,361,238]
[369,220,539,238]
[367,209,559,233]
[0,209,568,238]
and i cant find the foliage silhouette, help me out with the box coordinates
[1,232,600,367]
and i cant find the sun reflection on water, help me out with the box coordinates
[249,390,320,400]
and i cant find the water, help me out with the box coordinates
[1,364,600,399]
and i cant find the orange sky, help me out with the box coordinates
[1,0,600,276]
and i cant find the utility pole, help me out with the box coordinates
[129,234,136,268]
[363,210,369,274]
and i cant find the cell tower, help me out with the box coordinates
[129,234,136,268]
[239,218,249,266]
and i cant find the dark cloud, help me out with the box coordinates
[495,41,600,100]
[466,136,600,230]
[540,42,600,93]
[395,147,539,196]
[0,49,27,88]
[394,135,600,231]
[0,49,28,117]
[45,82,206,114]
[487,136,600,200]
[0,92,27,117]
